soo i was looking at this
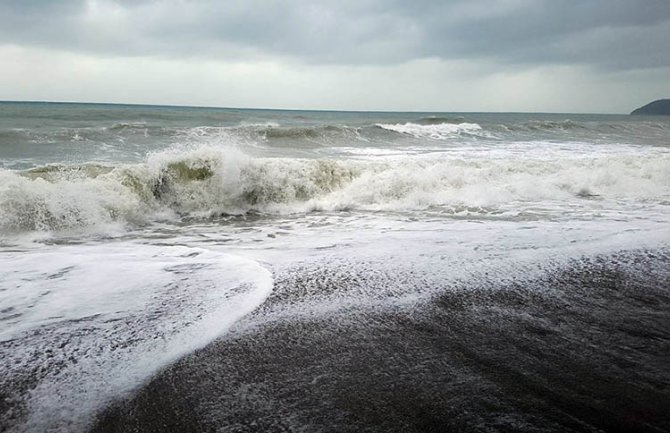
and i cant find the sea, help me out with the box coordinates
[1,101,669,433]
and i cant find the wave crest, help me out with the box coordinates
[375,122,484,139]
[1,146,668,232]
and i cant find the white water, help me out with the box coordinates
[0,243,272,432]
[1,144,668,233]
[376,122,487,139]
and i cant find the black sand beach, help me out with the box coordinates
[92,249,670,433]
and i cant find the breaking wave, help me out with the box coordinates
[375,122,485,139]
[1,146,668,232]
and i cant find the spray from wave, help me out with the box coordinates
[0,145,668,233]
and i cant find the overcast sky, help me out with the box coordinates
[1,0,668,113]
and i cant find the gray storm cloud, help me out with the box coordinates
[1,0,669,70]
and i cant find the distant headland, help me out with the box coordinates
[631,99,670,115]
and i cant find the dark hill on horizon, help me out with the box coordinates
[631,99,670,115]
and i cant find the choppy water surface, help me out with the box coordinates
[1,102,669,432]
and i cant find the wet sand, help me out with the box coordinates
[92,250,670,433]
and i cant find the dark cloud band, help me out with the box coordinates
[0,0,668,70]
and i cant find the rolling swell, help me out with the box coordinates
[494,119,669,141]
[244,124,357,140]
[411,116,467,125]
[0,146,668,232]
[3,118,668,158]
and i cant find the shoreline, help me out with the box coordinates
[91,248,670,433]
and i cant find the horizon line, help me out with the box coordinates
[0,99,626,116]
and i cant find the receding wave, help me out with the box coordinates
[1,146,668,232]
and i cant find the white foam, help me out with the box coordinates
[0,243,273,432]
[0,168,149,232]
[238,121,281,128]
[376,122,485,139]
[1,145,668,234]
[308,154,670,212]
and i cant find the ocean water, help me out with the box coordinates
[0,101,669,432]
